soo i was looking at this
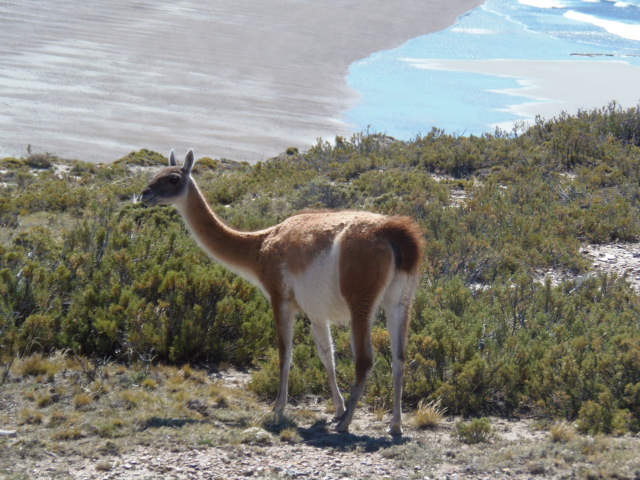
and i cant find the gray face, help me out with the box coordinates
[140,166,189,206]
[140,149,195,206]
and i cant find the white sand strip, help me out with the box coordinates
[407,58,640,131]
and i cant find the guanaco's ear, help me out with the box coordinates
[169,149,178,167]
[182,149,195,174]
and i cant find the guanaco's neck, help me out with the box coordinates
[174,179,266,279]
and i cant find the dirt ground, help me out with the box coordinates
[1,358,639,480]
[581,243,640,292]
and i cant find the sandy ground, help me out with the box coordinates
[407,58,640,131]
[0,0,482,163]
[2,364,639,480]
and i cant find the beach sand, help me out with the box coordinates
[408,58,640,132]
[0,0,482,163]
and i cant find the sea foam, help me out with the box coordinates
[345,0,640,137]
[564,10,640,41]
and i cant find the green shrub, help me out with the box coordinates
[577,390,634,435]
[248,348,305,400]
[455,417,494,444]
[25,152,54,169]
[114,149,166,167]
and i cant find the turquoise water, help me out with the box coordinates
[346,0,640,137]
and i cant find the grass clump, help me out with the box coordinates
[36,392,56,408]
[74,392,93,409]
[549,421,576,443]
[96,418,126,438]
[47,410,67,428]
[141,378,158,390]
[210,392,230,409]
[16,354,61,380]
[20,409,44,425]
[117,389,143,410]
[260,412,297,433]
[413,399,446,430]
[455,417,494,444]
[279,427,302,444]
[52,426,84,441]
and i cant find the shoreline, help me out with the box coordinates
[0,0,483,163]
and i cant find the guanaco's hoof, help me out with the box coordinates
[335,422,350,434]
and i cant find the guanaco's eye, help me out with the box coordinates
[169,175,180,185]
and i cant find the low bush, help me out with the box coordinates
[455,417,494,444]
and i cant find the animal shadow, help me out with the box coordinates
[295,420,409,452]
[139,417,204,430]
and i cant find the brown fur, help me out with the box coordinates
[376,216,426,273]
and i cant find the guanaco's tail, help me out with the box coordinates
[379,216,425,274]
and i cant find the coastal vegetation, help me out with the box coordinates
[2,104,640,438]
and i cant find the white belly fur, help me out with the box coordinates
[288,242,351,326]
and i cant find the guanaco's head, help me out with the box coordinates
[141,149,195,206]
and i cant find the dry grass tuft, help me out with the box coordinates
[74,392,93,409]
[166,373,187,392]
[211,393,229,408]
[374,406,390,422]
[180,364,195,379]
[371,398,390,421]
[413,399,446,430]
[324,399,338,416]
[141,378,158,390]
[578,435,610,456]
[96,418,126,438]
[279,427,302,444]
[177,364,205,384]
[17,354,62,380]
[47,410,67,427]
[117,389,149,410]
[52,426,85,441]
[23,390,36,402]
[260,412,297,434]
[20,409,44,425]
[292,408,320,423]
[36,392,55,408]
[549,421,576,443]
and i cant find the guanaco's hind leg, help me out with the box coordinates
[335,306,376,433]
[383,273,418,435]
